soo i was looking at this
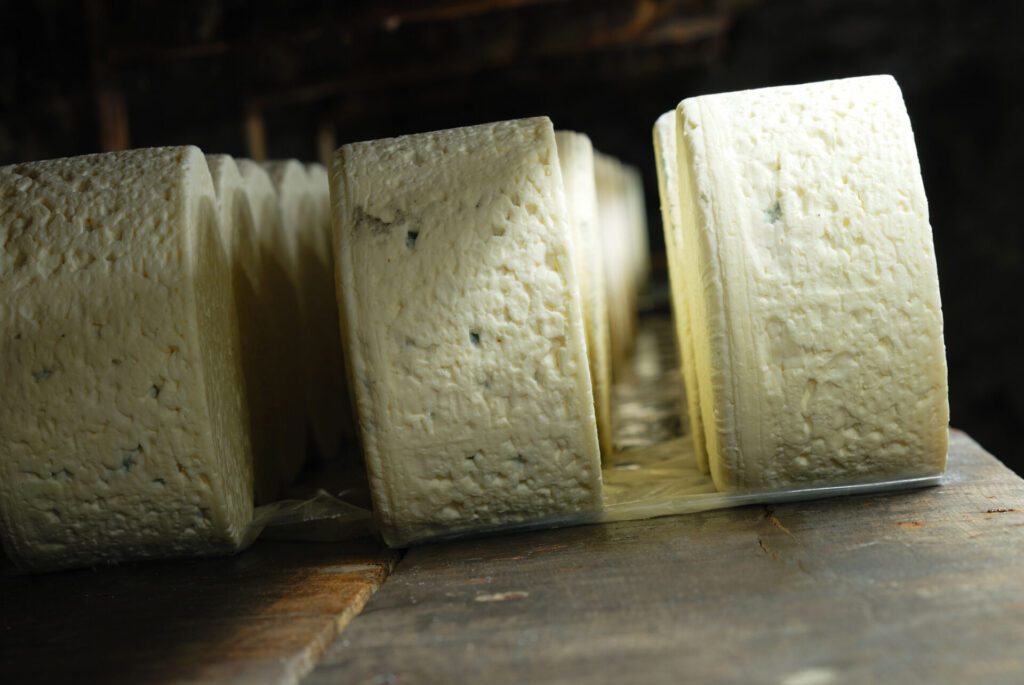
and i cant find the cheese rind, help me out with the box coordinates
[675,75,948,490]
[0,147,254,570]
[333,117,603,545]
[555,131,614,458]
[653,112,708,472]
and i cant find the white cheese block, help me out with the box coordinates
[0,146,254,571]
[653,112,708,472]
[333,116,604,545]
[236,159,307,500]
[675,75,948,490]
[555,131,614,458]
[595,153,637,376]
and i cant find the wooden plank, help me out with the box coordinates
[308,431,1024,684]
[0,538,398,685]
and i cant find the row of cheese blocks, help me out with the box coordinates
[207,156,353,504]
[335,120,628,546]
[0,150,353,571]
[0,123,649,569]
[559,135,652,458]
[0,74,950,570]
[653,75,949,491]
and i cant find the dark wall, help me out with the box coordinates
[2,0,1021,472]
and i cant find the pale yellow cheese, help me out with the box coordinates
[623,164,651,296]
[236,159,306,498]
[652,113,708,472]
[333,117,603,545]
[676,75,948,490]
[263,160,353,467]
[595,153,637,377]
[0,147,253,571]
[555,131,614,458]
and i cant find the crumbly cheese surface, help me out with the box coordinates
[675,75,948,490]
[333,117,603,545]
[555,131,613,458]
[653,112,708,472]
[236,160,306,500]
[0,147,253,570]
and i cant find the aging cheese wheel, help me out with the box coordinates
[236,159,306,499]
[0,147,254,571]
[674,75,948,490]
[555,131,614,459]
[653,112,708,472]
[332,117,604,545]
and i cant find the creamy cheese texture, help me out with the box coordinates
[237,159,306,500]
[653,112,708,472]
[332,116,603,545]
[555,131,613,458]
[0,147,254,571]
[675,75,949,490]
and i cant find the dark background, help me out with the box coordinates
[3,0,1021,473]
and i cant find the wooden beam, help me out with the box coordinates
[247,11,734,108]
[375,0,569,28]
[245,104,268,161]
[86,0,130,151]
[317,114,337,166]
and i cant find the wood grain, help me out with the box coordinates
[308,431,1024,685]
[0,538,397,685]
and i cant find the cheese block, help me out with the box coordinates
[595,153,637,376]
[555,131,613,458]
[653,112,708,472]
[623,164,651,295]
[207,155,285,503]
[675,75,948,490]
[0,147,254,571]
[236,159,306,499]
[302,162,355,458]
[332,116,603,545]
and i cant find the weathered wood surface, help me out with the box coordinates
[308,431,1024,685]
[0,538,397,685]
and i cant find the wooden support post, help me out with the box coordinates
[317,113,337,167]
[87,0,130,151]
[245,103,268,161]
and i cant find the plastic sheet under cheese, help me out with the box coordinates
[248,319,945,548]
[247,435,943,547]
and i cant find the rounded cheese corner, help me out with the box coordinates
[675,76,949,491]
[334,118,604,543]
[0,147,254,571]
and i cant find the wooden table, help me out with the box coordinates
[0,538,397,684]
[3,311,1022,683]
[306,430,1024,685]
[2,431,1021,684]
